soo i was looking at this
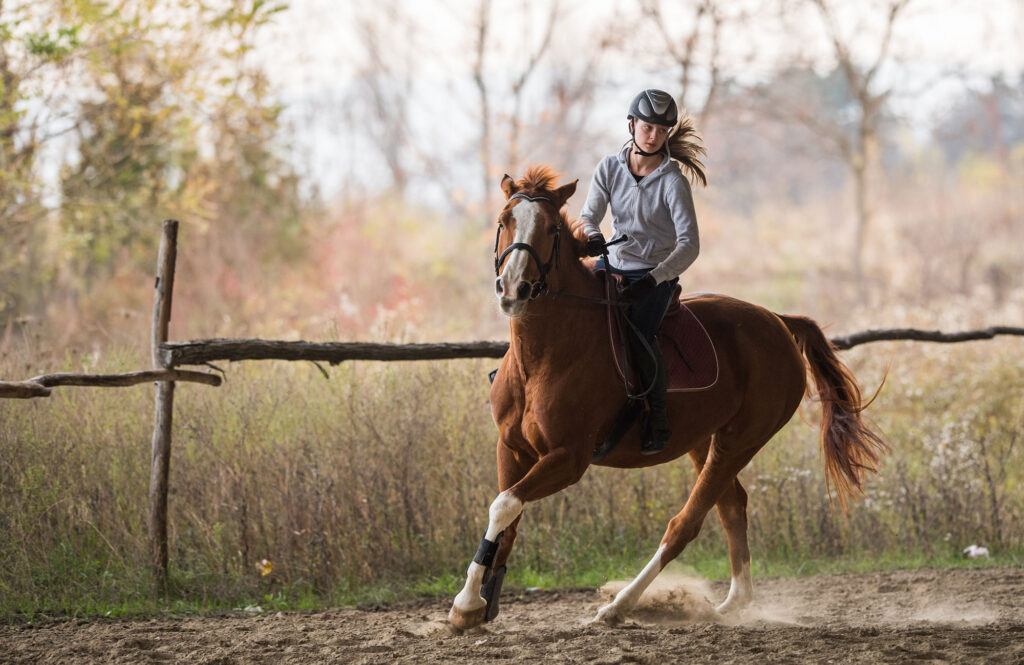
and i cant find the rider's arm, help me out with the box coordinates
[649,175,699,284]
[579,160,611,238]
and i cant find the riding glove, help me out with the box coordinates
[620,273,657,302]
[585,234,606,257]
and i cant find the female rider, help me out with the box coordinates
[578,88,707,455]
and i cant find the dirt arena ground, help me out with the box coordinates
[3,566,1023,664]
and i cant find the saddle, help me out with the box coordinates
[601,272,719,393]
[590,271,719,462]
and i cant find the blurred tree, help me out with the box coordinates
[200,0,307,265]
[639,0,734,129]
[0,2,79,323]
[58,0,303,283]
[57,1,192,285]
[933,74,1024,166]
[758,0,911,287]
[472,0,493,215]
[505,0,558,174]
[353,0,414,198]
[0,0,308,336]
[467,0,561,217]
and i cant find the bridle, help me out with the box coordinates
[493,192,562,300]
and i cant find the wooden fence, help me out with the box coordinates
[1,219,1023,590]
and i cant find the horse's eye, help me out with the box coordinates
[548,225,558,235]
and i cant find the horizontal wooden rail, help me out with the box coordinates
[6,328,1021,397]
[0,381,52,398]
[0,369,221,399]
[829,326,1024,350]
[157,326,1024,368]
[159,339,510,367]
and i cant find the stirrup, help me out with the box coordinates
[641,431,670,455]
[640,413,670,455]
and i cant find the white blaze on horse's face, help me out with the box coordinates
[495,200,543,318]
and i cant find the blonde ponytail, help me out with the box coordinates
[666,114,708,187]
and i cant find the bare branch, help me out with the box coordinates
[0,369,222,400]
[865,0,911,84]
[0,381,52,399]
[508,0,560,170]
[830,326,1024,350]
[473,0,493,215]
[29,369,223,388]
[699,4,724,126]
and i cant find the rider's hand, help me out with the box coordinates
[585,234,606,257]
[620,273,657,302]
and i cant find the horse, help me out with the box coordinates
[448,166,887,628]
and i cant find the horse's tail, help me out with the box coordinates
[780,314,889,510]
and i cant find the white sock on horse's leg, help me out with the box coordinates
[452,491,523,616]
[593,544,666,625]
[715,561,752,613]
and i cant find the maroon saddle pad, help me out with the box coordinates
[600,272,719,392]
[660,294,719,392]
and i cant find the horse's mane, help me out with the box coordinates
[515,165,588,259]
[515,165,560,193]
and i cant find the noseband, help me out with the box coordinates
[493,192,562,299]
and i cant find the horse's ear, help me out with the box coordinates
[552,179,578,208]
[500,174,518,200]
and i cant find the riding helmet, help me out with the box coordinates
[627,89,678,127]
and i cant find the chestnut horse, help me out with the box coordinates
[448,166,886,628]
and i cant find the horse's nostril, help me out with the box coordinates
[495,278,504,295]
[515,282,531,301]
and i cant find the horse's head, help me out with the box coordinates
[493,166,577,318]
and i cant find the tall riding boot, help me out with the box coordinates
[638,340,671,455]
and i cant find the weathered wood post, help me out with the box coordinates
[149,219,178,592]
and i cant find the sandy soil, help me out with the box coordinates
[3,566,1023,664]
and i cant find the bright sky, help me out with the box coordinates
[257,0,1022,85]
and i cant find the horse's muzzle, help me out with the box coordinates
[498,296,527,317]
[495,274,544,303]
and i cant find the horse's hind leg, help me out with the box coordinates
[594,443,752,625]
[688,445,753,613]
[713,478,753,613]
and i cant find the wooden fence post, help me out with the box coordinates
[149,219,178,593]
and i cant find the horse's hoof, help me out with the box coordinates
[591,603,625,626]
[448,604,487,629]
[715,598,751,615]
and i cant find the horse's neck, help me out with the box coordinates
[508,258,608,363]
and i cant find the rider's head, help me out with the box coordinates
[627,89,678,156]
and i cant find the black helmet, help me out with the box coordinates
[628,89,678,127]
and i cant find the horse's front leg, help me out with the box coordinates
[449,442,530,629]
[449,444,587,629]
[448,492,524,628]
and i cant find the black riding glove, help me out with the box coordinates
[620,273,657,302]
[585,234,606,257]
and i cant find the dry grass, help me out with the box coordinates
[1,322,1021,617]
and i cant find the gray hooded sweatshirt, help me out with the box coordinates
[579,145,699,284]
